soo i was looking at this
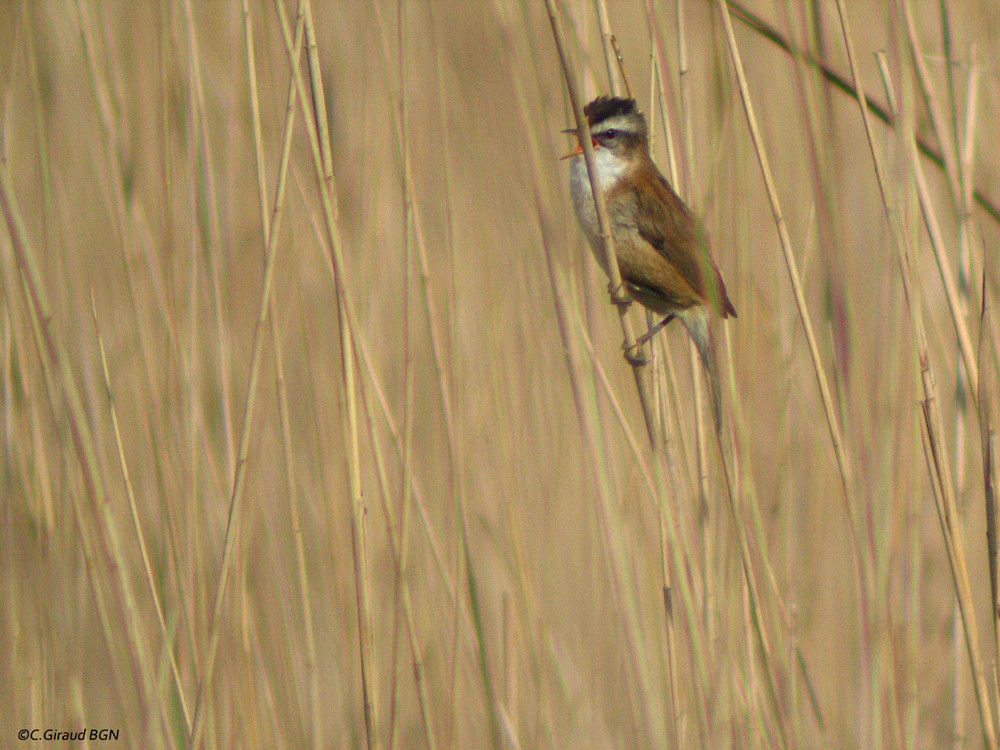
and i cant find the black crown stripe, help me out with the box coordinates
[584,96,639,127]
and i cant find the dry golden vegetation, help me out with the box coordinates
[2,1,1000,748]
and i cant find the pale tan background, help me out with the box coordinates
[2,1,999,748]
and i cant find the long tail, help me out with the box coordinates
[678,307,722,435]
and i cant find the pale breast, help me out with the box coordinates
[569,149,630,267]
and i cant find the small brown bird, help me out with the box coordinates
[567,95,736,430]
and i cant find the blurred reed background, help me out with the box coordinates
[2,0,999,747]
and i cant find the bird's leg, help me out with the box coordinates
[635,314,675,346]
[606,281,652,365]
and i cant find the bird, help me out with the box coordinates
[566,95,736,431]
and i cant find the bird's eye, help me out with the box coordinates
[603,129,618,139]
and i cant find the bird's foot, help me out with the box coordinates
[623,341,651,366]
[607,281,632,310]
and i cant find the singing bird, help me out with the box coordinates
[567,95,736,430]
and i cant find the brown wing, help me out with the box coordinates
[628,167,736,319]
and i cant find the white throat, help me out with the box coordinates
[569,146,628,197]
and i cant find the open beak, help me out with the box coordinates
[559,143,584,161]
[560,129,597,161]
